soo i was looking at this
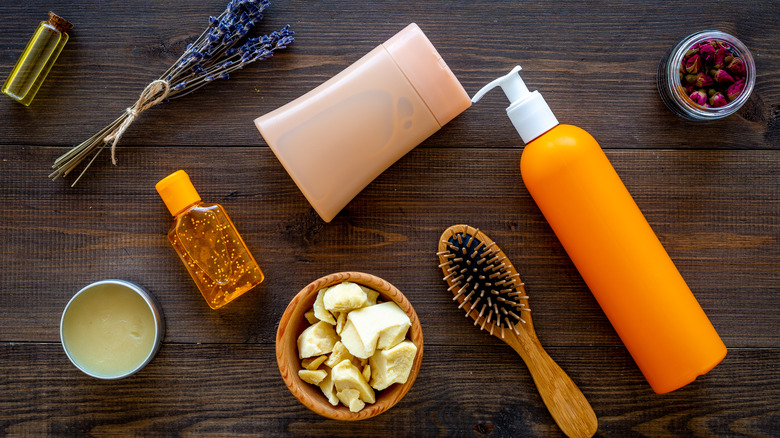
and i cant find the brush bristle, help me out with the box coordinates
[437,225,530,338]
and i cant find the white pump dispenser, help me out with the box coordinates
[471,65,559,144]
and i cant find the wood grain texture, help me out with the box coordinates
[0,343,778,437]
[1,0,779,435]
[0,0,778,149]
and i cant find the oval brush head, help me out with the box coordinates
[437,224,530,338]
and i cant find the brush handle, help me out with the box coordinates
[503,329,597,438]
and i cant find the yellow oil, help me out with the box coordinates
[2,19,69,106]
[169,203,264,309]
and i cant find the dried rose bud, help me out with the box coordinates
[685,54,702,73]
[714,48,727,69]
[709,93,728,107]
[685,84,696,94]
[688,89,708,105]
[685,48,699,58]
[708,88,718,97]
[726,57,746,76]
[692,72,714,87]
[714,69,735,85]
[724,55,734,64]
[699,44,716,63]
[726,78,745,102]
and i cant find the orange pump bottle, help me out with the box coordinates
[472,66,726,393]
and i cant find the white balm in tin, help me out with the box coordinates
[60,280,164,379]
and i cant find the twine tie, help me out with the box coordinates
[104,79,170,164]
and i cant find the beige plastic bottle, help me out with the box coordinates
[255,23,471,222]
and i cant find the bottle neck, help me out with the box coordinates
[174,200,202,217]
[506,91,559,144]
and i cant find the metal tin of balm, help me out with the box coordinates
[60,280,164,379]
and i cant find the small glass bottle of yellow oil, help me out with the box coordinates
[156,170,264,309]
[2,12,72,106]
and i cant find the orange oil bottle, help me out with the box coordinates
[156,170,264,309]
[471,66,726,393]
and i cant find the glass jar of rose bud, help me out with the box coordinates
[657,30,755,121]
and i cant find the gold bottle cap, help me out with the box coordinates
[47,12,73,34]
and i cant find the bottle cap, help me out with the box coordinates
[155,170,201,216]
[383,23,471,126]
[47,12,73,34]
[471,65,559,144]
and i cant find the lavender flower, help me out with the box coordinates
[161,0,293,100]
[51,0,294,185]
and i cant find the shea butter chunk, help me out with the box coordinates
[335,311,347,335]
[301,355,328,371]
[336,388,365,413]
[313,288,336,325]
[298,369,328,385]
[362,364,371,382]
[324,341,354,369]
[323,282,368,312]
[359,285,380,306]
[304,310,318,324]
[377,322,411,350]
[369,340,418,391]
[298,321,339,359]
[340,302,411,359]
[332,359,375,404]
[318,367,339,406]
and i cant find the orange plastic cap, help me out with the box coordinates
[155,170,201,216]
[383,23,471,126]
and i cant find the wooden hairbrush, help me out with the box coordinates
[437,224,597,438]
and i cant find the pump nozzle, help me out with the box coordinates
[471,65,559,144]
[471,66,528,103]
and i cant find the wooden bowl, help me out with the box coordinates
[276,272,424,420]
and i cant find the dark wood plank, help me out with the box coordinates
[1,343,777,436]
[2,146,778,348]
[2,0,779,436]
[0,0,778,149]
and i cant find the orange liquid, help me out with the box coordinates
[169,203,264,309]
[521,124,726,393]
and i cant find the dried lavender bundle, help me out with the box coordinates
[51,0,293,186]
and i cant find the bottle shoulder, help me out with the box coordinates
[520,124,604,182]
[176,202,224,216]
[534,124,595,143]
[169,203,226,232]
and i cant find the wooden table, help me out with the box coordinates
[2,1,778,436]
